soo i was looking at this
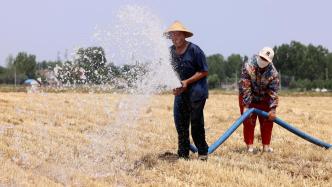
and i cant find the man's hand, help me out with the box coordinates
[268,110,276,121]
[172,87,184,96]
[181,80,188,91]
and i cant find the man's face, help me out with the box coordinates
[169,31,186,48]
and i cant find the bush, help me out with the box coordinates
[289,79,332,90]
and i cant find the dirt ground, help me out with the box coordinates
[0,92,331,186]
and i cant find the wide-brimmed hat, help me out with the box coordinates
[258,47,274,63]
[164,21,193,38]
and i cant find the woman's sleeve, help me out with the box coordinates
[241,64,252,107]
[268,73,280,109]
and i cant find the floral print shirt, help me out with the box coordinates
[239,55,280,109]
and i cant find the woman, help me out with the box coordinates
[239,47,280,153]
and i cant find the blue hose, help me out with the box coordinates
[253,109,331,149]
[189,108,331,154]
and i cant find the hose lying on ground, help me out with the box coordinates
[190,108,331,154]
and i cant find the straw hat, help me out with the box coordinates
[164,21,193,38]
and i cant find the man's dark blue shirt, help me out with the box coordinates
[170,42,209,102]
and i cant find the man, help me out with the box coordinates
[164,21,209,160]
[239,47,280,153]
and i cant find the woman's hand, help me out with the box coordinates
[268,110,276,121]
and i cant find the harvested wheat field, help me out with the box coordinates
[0,91,331,186]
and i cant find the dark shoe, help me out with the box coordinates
[198,154,208,161]
[178,154,189,160]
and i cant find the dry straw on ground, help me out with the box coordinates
[0,92,331,186]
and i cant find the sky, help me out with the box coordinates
[1,0,332,66]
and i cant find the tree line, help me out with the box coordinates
[0,41,331,90]
[207,41,332,90]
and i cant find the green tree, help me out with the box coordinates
[207,54,226,81]
[274,41,306,79]
[37,60,62,70]
[0,66,5,74]
[274,41,332,89]
[56,47,111,85]
[225,54,243,79]
[304,44,329,80]
[326,53,332,80]
[75,47,110,84]
[55,60,80,85]
[14,52,37,79]
[0,65,7,84]
[208,74,220,88]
